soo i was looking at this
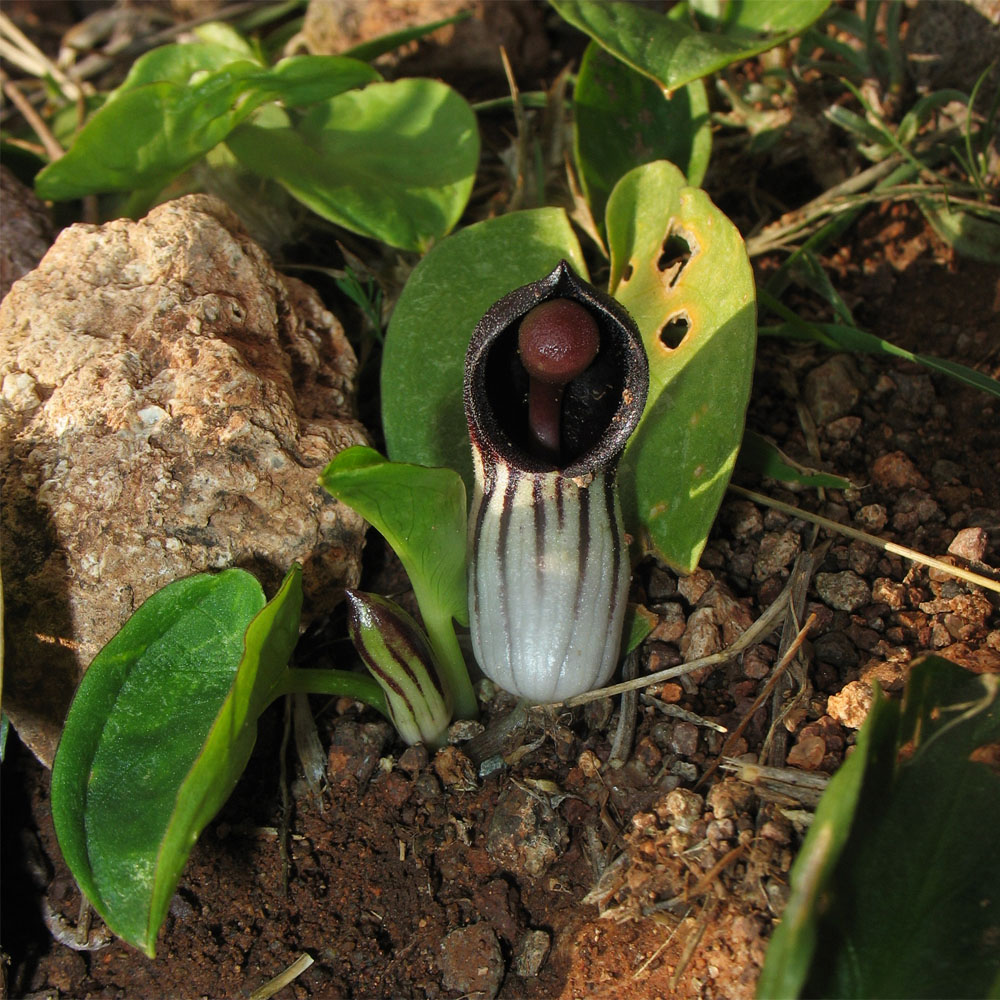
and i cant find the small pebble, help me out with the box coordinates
[677,567,715,604]
[803,354,861,423]
[650,603,686,642]
[786,735,826,771]
[448,718,485,744]
[847,540,878,576]
[512,929,551,978]
[826,415,862,440]
[658,788,704,833]
[439,924,504,1000]
[706,778,755,819]
[398,744,428,775]
[487,785,568,877]
[947,526,989,564]
[826,680,873,728]
[743,645,774,679]
[813,631,859,669]
[815,570,871,612]
[680,606,721,660]
[856,504,888,532]
[724,499,764,539]
[871,451,928,490]
[669,721,700,757]
[577,749,602,778]
[659,682,683,703]
[433,745,478,792]
[871,577,906,610]
[753,529,801,579]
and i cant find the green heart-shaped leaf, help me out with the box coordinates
[227,78,479,252]
[35,54,380,201]
[551,0,830,94]
[51,565,302,957]
[574,39,711,224]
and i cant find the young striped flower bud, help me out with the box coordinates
[464,260,648,702]
[344,590,452,748]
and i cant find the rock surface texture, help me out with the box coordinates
[0,194,368,766]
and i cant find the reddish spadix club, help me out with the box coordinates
[464,260,649,702]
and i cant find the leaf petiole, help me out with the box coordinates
[275,668,389,719]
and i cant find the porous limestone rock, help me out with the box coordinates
[0,194,368,766]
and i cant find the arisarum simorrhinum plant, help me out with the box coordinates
[464,260,649,702]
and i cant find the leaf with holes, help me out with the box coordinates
[608,160,756,572]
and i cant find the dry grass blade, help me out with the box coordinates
[0,12,83,100]
[499,45,527,212]
[608,648,639,768]
[763,552,816,767]
[696,613,816,791]
[633,910,688,979]
[248,953,314,1000]
[0,71,65,161]
[729,485,1000,594]
[670,900,719,990]
[642,695,728,732]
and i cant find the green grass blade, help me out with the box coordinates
[760,315,1000,400]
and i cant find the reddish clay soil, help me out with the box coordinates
[2,2,999,999]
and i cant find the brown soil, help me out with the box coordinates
[2,3,999,1000]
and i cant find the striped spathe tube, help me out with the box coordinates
[464,260,649,703]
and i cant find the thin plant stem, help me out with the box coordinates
[277,668,389,718]
[696,613,816,791]
[248,953,314,1000]
[422,605,479,721]
[0,71,64,161]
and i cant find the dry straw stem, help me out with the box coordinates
[0,12,82,99]
[670,899,720,991]
[562,571,797,709]
[696,613,817,792]
[633,910,688,980]
[0,70,65,162]
[730,485,1000,595]
[248,953,314,1000]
